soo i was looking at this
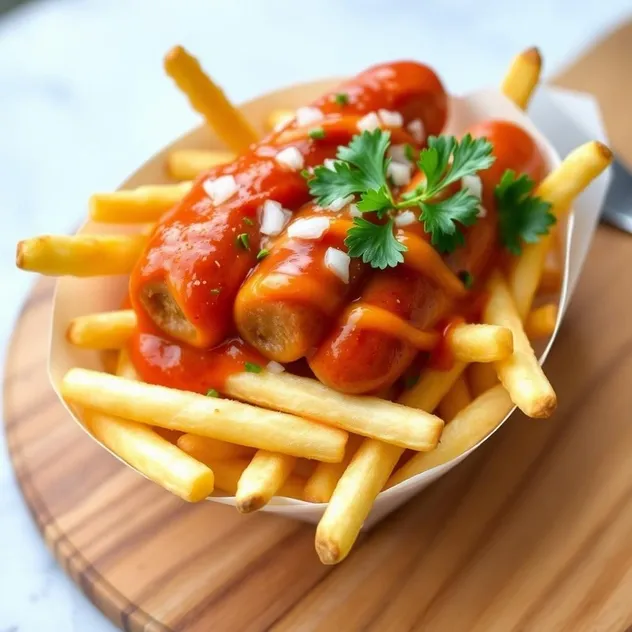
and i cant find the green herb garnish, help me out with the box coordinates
[243,217,254,226]
[333,92,349,106]
[206,388,219,397]
[244,362,262,373]
[308,127,326,140]
[458,270,474,289]
[236,233,250,250]
[256,248,270,261]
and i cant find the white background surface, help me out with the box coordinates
[0,1,630,630]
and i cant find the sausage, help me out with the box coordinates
[233,67,448,362]
[129,61,448,349]
[308,120,547,394]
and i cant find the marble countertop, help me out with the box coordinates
[1,1,630,630]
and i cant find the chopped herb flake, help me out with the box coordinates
[308,127,326,140]
[206,388,219,397]
[256,248,270,261]
[236,233,250,250]
[333,92,349,106]
[244,361,262,373]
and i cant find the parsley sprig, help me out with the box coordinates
[495,170,556,255]
[308,130,495,268]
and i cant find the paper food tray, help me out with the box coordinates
[48,79,611,528]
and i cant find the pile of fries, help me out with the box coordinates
[16,45,611,565]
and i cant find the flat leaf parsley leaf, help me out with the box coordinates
[495,170,556,255]
[344,218,406,270]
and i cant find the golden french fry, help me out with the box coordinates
[167,149,235,180]
[483,270,556,418]
[539,250,563,295]
[236,451,297,513]
[177,433,255,461]
[467,362,499,397]
[164,46,258,153]
[67,309,136,350]
[90,182,192,224]
[303,435,362,503]
[509,141,612,319]
[61,369,347,462]
[525,303,558,339]
[266,108,295,131]
[437,375,472,423]
[449,324,513,363]
[398,361,467,411]
[501,47,542,110]
[116,348,140,380]
[223,370,443,452]
[315,439,402,564]
[388,385,514,487]
[16,234,147,277]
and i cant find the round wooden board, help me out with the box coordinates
[5,22,632,632]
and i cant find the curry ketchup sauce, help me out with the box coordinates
[308,120,548,394]
[129,61,448,351]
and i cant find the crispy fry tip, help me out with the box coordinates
[523,47,542,67]
[236,495,265,514]
[595,140,614,163]
[15,242,25,269]
[164,44,185,66]
[531,393,557,419]
[315,537,342,565]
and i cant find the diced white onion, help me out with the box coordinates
[394,210,417,227]
[275,146,304,171]
[387,161,412,186]
[349,203,362,218]
[378,109,404,128]
[327,194,355,212]
[287,216,330,239]
[324,247,350,284]
[407,118,426,143]
[388,144,412,165]
[202,175,238,205]
[324,158,338,171]
[462,175,482,200]
[259,200,291,236]
[357,111,381,132]
[266,360,286,374]
[295,106,324,126]
[477,206,488,218]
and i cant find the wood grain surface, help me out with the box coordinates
[4,22,632,632]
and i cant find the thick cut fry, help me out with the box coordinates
[61,369,347,462]
[467,362,499,397]
[16,234,147,277]
[509,141,612,319]
[67,309,136,350]
[90,182,192,224]
[483,270,556,418]
[266,108,295,131]
[303,435,362,503]
[449,324,513,363]
[167,149,235,180]
[223,371,443,452]
[525,303,558,339]
[501,47,542,110]
[315,439,402,564]
[388,385,514,486]
[538,229,562,295]
[236,451,297,513]
[116,348,140,380]
[164,46,258,153]
[437,375,472,423]
[398,361,467,411]
[177,433,254,461]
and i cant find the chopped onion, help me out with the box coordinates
[275,146,304,171]
[328,194,355,212]
[349,203,362,218]
[407,118,426,144]
[295,106,323,126]
[462,175,482,199]
[477,206,488,218]
[324,247,350,284]
[357,111,381,132]
[388,144,412,165]
[395,210,417,227]
[287,216,330,239]
[378,109,404,128]
[260,200,291,236]
[202,175,238,205]
[266,361,285,374]
[387,162,412,186]
[324,158,339,171]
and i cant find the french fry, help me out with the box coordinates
[223,370,443,452]
[525,303,558,339]
[61,369,347,462]
[437,375,472,423]
[236,451,297,513]
[266,108,295,131]
[90,182,192,224]
[303,435,362,503]
[116,347,140,380]
[177,433,255,461]
[67,309,136,350]
[509,141,612,319]
[164,46,258,153]
[398,361,467,411]
[167,149,235,180]
[483,270,556,418]
[449,324,513,363]
[467,362,499,397]
[16,234,147,277]
[315,439,402,564]
[388,385,514,487]
[501,47,542,110]
[538,229,562,295]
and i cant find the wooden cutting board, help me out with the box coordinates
[5,22,632,632]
